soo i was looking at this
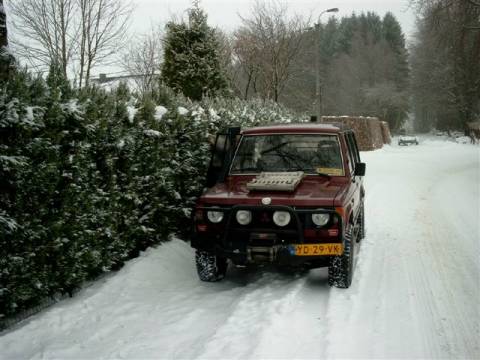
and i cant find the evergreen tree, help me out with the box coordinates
[382,12,409,90]
[317,12,410,130]
[358,12,383,44]
[337,13,359,53]
[161,1,228,101]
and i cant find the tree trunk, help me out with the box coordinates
[0,0,7,48]
[0,0,13,79]
[244,70,252,100]
[60,2,68,79]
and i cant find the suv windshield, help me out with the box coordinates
[230,134,344,175]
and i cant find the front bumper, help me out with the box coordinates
[191,205,344,265]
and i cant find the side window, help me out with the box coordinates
[351,133,361,163]
[346,132,360,164]
[344,134,355,174]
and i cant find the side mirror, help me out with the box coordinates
[354,162,366,177]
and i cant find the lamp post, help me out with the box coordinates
[314,7,339,122]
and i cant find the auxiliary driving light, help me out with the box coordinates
[273,211,291,227]
[236,210,252,225]
[207,211,224,223]
[312,213,330,227]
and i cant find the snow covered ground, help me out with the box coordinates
[1,137,479,359]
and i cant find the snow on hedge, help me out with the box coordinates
[126,106,138,123]
[177,106,189,115]
[154,106,168,121]
[144,129,161,138]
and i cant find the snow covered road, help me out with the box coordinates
[1,138,479,359]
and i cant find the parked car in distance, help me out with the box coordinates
[191,123,366,288]
[398,135,419,146]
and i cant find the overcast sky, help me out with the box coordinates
[131,0,416,38]
[5,0,417,76]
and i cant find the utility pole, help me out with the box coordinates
[314,7,339,121]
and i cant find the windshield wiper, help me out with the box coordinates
[316,172,331,179]
[261,142,289,155]
[233,167,261,173]
[287,167,331,179]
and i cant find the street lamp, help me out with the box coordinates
[313,7,339,122]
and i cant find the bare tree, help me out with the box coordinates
[9,0,76,77]
[410,0,480,129]
[120,27,163,97]
[77,0,133,87]
[215,29,238,95]
[233,28,261,99]
[234,0,307,102]
[411,0,480,29]
[8,0,132,85]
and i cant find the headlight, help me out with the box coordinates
[273,211,291,227]
[236,210,252,225]
[312,213,330,226]
[207,211,224,223]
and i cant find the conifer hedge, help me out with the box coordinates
[0,68,303,317]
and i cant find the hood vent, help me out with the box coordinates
[246,172,305,192]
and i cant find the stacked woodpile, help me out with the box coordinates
[466,121,480,144]
[321,116,388,151]
[380,121,392,144]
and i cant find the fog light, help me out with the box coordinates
[312,213,329,226]
[236,210,252,225]
[273,211,291,227]
[207,211,223,223]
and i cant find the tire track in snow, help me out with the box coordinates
[323,144,477,359]
[411,164,480,358]
[194,273,307,359]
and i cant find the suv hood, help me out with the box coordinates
[200,175,346,208]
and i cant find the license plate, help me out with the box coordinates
[290,243,343,256]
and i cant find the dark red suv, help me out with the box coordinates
[191,123,366,288]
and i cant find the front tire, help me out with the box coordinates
[195,251,227,282]
[358,201,365,241]
[328,226,355,288]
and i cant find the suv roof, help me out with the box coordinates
[242,123,351,135]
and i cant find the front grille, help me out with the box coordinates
[229,208,303,231]
[225,206,303,247]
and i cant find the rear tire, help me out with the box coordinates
[195,251,227,282]
[328,226,355,288]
